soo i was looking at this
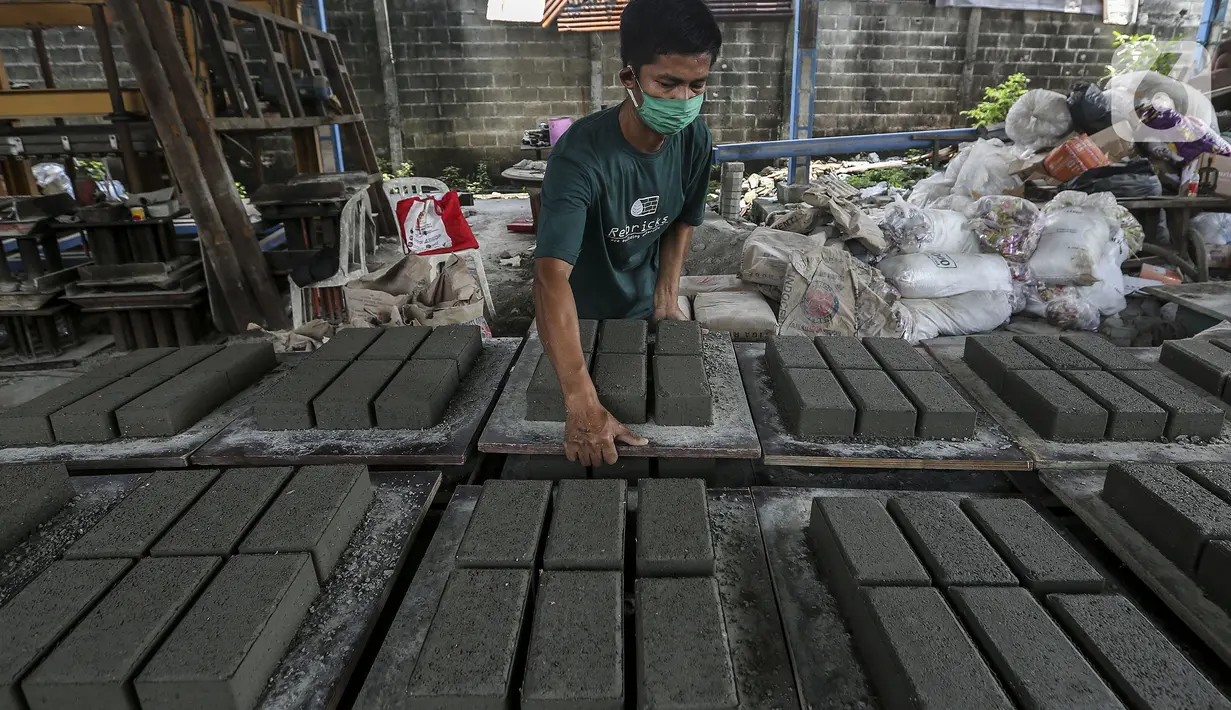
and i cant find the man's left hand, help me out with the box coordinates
[651,301,688,324]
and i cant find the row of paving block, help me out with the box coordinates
[1159,337,1231,404]
[767,334,977,439]
[527,319,713,426]
[255,324,482,430]
[0,343,275,445]
[966,333,1226,441]
[810,493,1230,710]
[0,464,373,710]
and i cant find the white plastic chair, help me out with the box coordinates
[289,188,372,328]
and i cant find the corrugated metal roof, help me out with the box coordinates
[553,0,790,32]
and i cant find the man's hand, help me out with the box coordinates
[564,396,648,467]
[651,300,689,324]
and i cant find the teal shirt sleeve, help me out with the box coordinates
[535,154,595,265]
[679,122,714,227]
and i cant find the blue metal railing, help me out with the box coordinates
[713,128,979,163]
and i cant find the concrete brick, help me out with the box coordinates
[578,319,599,353]
[653,355,712,426]
[962,498,1104,593]
[593,353,647,424]
[1047,593,1231,710]
[1014,335,1100,371]
[405,568,531,707]
[65,470,219,559]
[455,479,551,569]
[501,454,587,480]
[127,345,222,380]
[239,464,372,581]
[810,497,930,586]
[0,463,72,555]
[1179,463,1231,504]
[835,369,917,438]
[543,479,625,571]
[1062,370,1167,440]
[22,556,220,710]
[0,559,131,710]
[526,353,591,422]
[374,359,459,429]
[184,343,277,394]
[1159,338,1231,396]
[949,587,1122,710]
[887,370,976,439]
[1002,369,1108,441]
[312,360,401,429]
[635,577,737,710]
[50,375,166,443]
[1198,540,1231,614]
[780,368,856,437]
[102,348,176,377]
[114,371,232,437]
[963,335,1047,393]
[308,327,382,361]
[1060,333,1151,370]
[765,336,827,386]
[854,586,1014,710]
[887,497,1016,586]
[597,319,647,354]
[592,455,650,481]
[1115,370,1225,439]
[254,359,349,430]
[151,467,293,557]
[411,324,483,377]
[0,373,125,445]
[816,335,881,370]
[134,553,319,710]
[655,320,702,356]
[522,571,623,710]
[637,478,714,577]
[356,326,431,361]
[1102,462,1231,573]
[863,336,934,371]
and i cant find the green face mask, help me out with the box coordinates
[627,76,704,136]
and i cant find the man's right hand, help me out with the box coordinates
[564,396,648,467]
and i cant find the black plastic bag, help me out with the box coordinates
[1060,159,1162,198]
[1067,83,1112,134]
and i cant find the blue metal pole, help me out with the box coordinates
[786,0,817,184]
[313,0,346,171]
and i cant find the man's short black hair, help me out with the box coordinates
[620,0,722,74]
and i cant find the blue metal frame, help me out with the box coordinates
[714,128,979,162]
[786,0,817,181]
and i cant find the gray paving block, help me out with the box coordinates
[151,467,293,557]
[1102,462,1231,573]
[635,577,737,710]
[597,318,647,354]
[887,370,976,439]
[1002,369,1108,441]
[765,335,827,380]
[1198,540,1231,614]
[526,353,591,422]
[64,470,219,560]
[815,335,881,370]
[356,326,431,361]
[855,586,1014,710]
[1178,463,1231,504]
[654,320,702,356]
[1014,334,1101,370]
[374,359,459,429]
[593,353,647,424]
[543,479,625,571]
[779,367,856,437]
[0,463,72,555]
[239,464,372,582]
[1115,369,1225,439]
[102,348,176,377]
[1047,593,1231,710]
[653,355,712,426]
[962,498,1104,593]
[307,327,383,361]
[21,556,220,710]
[1062,370,1167,441]
[455,479,552,569]
[578,319,599,353]
[522,571,623,710]
[50,375,166,443]
[1159,338,1231,396]
[863,336,934,371]
[1060,333,1152,370]
[411,324,483,377]
[637,478,714,577]
[810,497,930,586]
[184,343,277,394]
[949,586,1123,710]
[405,568,531,707]
[114,370,232,438]
[127,345,222,380]
[312,359,401,429]
[592,455,650,481]
[500,455,587,480]
[0,559,131,710]
[887,497,1016,586]
[253,359,349,430]
[835,369,917,438]
[133,553,319,710]
[963,335,1048,393]
[0,373,126,446]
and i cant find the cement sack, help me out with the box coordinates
[898,291,1012,343]
[1005,89,1074,152]
[951,139,1024,199]
[877,252,1013,299]
[777,245,902,338]
[678,274,759,297]
[802,184,888,253]
[881,198,978,255]
[677,295,694,320]
[739,226,826,288]
[1027,190,1121,286]
[347,252,486,328]
[906,173,954,207]
[693,291,778,341]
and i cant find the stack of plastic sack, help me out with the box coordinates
[877,251,1014,343]
[905,139,1024,211]
[881,197,978,255]
[966,195,1043,312]
[1005,89,1074,153]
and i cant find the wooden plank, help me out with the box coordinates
[0,88,145,119]
[90,3,142,191]
[1144,282,1231,324]
[210,114,363,131]
[189,0,246,120]
[739,342,1030,471]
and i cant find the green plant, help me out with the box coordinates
[843,165,932,190]
[1104,31,1178,79]
[75,158,107,181]
[234,181,248,199]
[440,166,467,191]
[960,73,1029,128]
[379,160,415,181]
[467,162,492,194]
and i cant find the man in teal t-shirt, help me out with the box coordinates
[532,0,720,467]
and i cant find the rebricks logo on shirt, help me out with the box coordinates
[607,195,670,243]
